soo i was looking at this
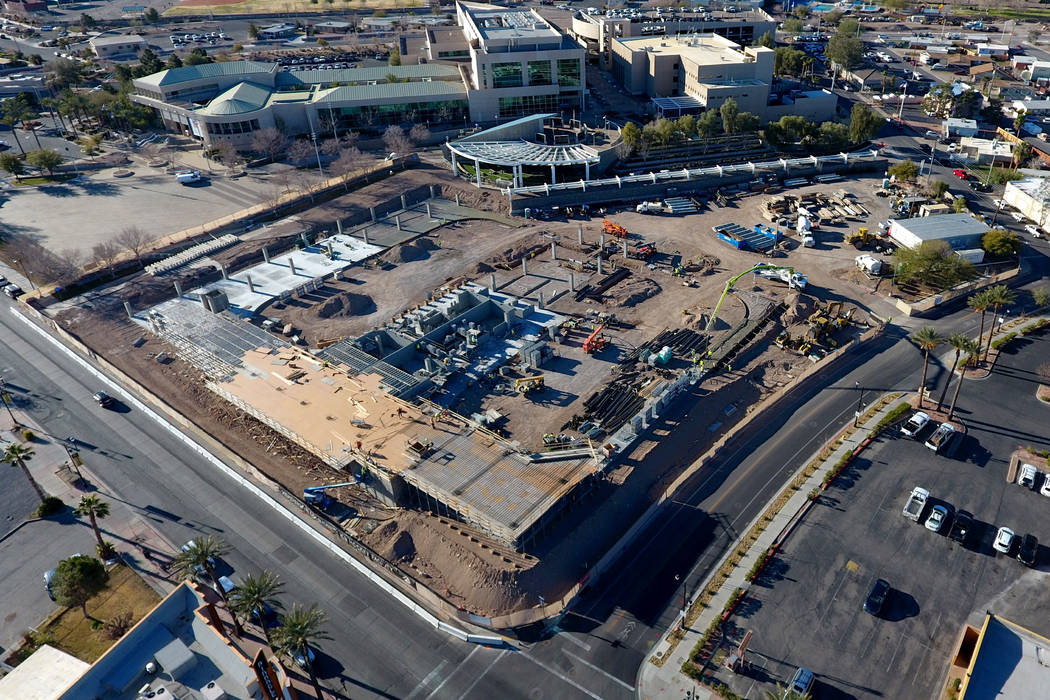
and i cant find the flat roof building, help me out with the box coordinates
[0,645,89,700]
[1004,176,1050,229]
[953,614,1050,699]
[257,23,296,39]
[89,33,146,58]
[888,213,991,250]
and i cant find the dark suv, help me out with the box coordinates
[93,391,114,408]
[949,510,974,545]
[1018,534,1039,567]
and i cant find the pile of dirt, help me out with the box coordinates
[415,237,440,252]
[386,242,430,263]
[361,511,535,616]
[609,277,661,308]
[315,292,376,319]
[782,292,818,326]
[473,261,495,274]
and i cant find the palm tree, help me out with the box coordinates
[967,290,992,366]
[912,327,941,408]
[948,339,980,420]
[937,333,970,411]
[171,535,243,636]
[3,443,45,503]
[230,571,284,647]
[0,115,26,156]
[74,495,110,551]
[982,284,1017,362]
[274,603,332,698]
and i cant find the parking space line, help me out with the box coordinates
[886,632,906,672]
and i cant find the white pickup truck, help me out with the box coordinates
[902,486,930,521]
[636,201,663,214]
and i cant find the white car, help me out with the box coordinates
[1018,463,1038,490]
[994,526,1015,554]
[992,199,1006,209]
[925,505,948,532]
[1011,212,1026,222]
[900,411,930,438]
[1041,474,1050,498]
[1025,224,1043,238]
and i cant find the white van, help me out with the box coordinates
[175,170,201,184]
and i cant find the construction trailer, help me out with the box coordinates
[713,223,781,252]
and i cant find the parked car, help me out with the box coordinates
[1025,224,1043,238]
[1017,534,1039,567]
[783,667,815,699]
[1040,474,1050,498]
[93,391,114,408]
[994,526,1015,554]
[864,578,890,615]
[949,510,974,544]
[1018,463,1038,490]
[3,283,22,298]
[925,422,956,454]
[900,411,930,438]
[925,504,948,532]
[1011,211,1026,222]
[953,168,968,179]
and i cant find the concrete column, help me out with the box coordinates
[490,273,497,290]
[537,292,544,309]
[327,242,334,257]
[550,164,556,185]
[336,219,343,235]
[585,161,590,180]
[578,226,584,245]
[174,281,183,297]
[551,242,557,260]
[300,232,309,247]
[220,264,228,280]
[426,202,432,218]
[475,158,482,188]
[247,274,255,293]
[124,301,133,318]
[597,256,603,275]
[569,272,575,291]
[451,151,457,175]
[429,184,436,198]
[370,206,376,222]
[262,246,270,263]
[522,258,528,276]
[401,194,407,209]
[289,258,297,275]
[455,194,460,206]
[600,234,605,248]
[363,229,370,245]
[395,215,402,231]
[622,240,628,257]
[632,416,643,434]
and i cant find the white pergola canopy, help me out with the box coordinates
[448,139,600,167]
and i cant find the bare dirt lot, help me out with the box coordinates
[51,166,893,616]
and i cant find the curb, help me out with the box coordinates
[0,517,42,545]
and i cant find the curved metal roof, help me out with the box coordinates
[448,139,599,167]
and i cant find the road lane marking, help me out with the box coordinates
[457,649,506,700]
[422,647,481,700]
[518,651,605,700]
[563,650,634,691]
[405,659,448,700]
[553,627,592,653]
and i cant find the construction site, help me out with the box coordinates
[50,161,893,622]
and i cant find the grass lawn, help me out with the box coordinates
[44,565,162,663]
[953,5,1050,18]
[12,174,77,186]
[165,0,422,16]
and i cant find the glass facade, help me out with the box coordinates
[437,49,469,58]
[492,62,523,89]
[335,99,468,129]
[205,119,261,134]
[557,59,580,87]
[528,60,553,86]
[498,94,558,119]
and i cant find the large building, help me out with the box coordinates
[888,213,991,250]
[89,33,146,59]
[130,2,584,148]
[1004,176,1050,228]
[570,8,776,67]
[609,33,834,122]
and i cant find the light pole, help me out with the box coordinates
[897,80,908,124]
[310,131,324,178]
[64,435,84,482]
[853,381,865,427]
[675,574,687,622]
[11,258,36,291]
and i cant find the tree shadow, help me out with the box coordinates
[72,180,120,197]
[35,185,78,198]
[752,556,792,590]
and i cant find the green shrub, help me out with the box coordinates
[746,549,773,582]
[681,661,705,681]
[873,402,911,434]
[35,496,64,517]
[21,429,35,442]
[1020,319,1049,335]
[991,332,1018,350]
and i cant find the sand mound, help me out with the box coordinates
[473,261,495,274]
[387,242,429,263]
[316,292,376,319]
[611,278,661,307]
[782,293,818,326]
[416,237,440,251]
[391,531,416,561]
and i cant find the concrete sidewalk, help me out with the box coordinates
[637,394,907,700]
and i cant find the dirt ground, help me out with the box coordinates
[49,167,888,617]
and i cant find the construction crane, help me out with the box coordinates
[582,324,608,354]
[705,264,808,331]
[602,219,628,239]
[303,481,358,508]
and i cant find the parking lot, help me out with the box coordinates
[718,327,1050,699]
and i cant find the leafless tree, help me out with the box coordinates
[214,141,239,169]
[250,127,291,161]
[330,146,364,189]
[408,123,431,145]
[320,137,342,157]
[382,125,412,155]
[114,226,153,267]
[91,240,122,272]
[292,168,318,202]
[287,139,315,166]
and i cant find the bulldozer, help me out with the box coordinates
[845,227,874,249]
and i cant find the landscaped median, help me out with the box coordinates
[646,392,911,691]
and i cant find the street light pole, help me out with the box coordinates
[897,81,908,124]
[0,376,18,427]
[853,381,865,427]
[310,131,324,179]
